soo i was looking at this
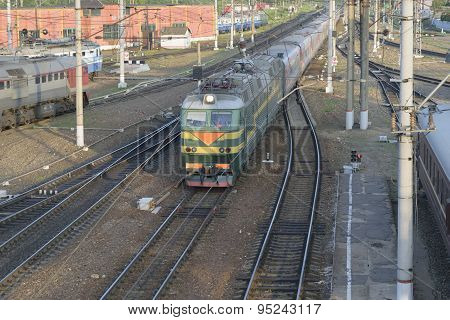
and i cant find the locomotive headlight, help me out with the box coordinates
[219,147,225,153]
[191,147,197,153]
[204,94,215,104]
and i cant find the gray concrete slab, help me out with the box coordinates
[331,173,397,300]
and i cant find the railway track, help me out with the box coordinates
[0,120,180,297]
[100,188,228,300]
[240,91,321,300]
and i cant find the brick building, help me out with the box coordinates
[0,0,215,49]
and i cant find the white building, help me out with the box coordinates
[160,27,192,49]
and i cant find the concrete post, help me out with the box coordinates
[118,0,127,88]
[214,0,219,50]
[7,0,12,51]
[75,0,84,147]
[397,0,414,300]
[251,0,255,43]
[230,0,235,48]
[373,0,379,52]
[346,0,355,130]
[326,0,335,94]
[359,0,370,130]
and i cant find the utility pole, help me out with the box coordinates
[359,0,370,130]
[346,0,355,130]
[397,0,414,300]
[325,0,335,94]
[118,0,127,88]
[373,0,379,52]
[230,0,235,48]
[251,0,255,43]
[75,0,84,147]
[197,42,202,89]
[390,0,395,39]
[7,0,12,51]
[214,0,219,50]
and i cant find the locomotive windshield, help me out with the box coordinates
[211,112,232,129]
[186,111,207,127]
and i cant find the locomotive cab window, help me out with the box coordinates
[211,112,232,129]
[186,111,207,127]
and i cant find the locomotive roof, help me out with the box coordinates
[0,56,77,79]
[182,93,244,110]
[418,104,450,179]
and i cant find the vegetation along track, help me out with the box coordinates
[100,188,229,300]
[239,91,322,300]
[0,119,180,297]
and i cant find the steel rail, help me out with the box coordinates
[243,104,294,300]
[295,90,322,299]
[0,132,180,287]
[0,117,179,209]
[0,128,180,251]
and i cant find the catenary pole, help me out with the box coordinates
[7,0,12,51]
[230,0,235,48]
[346,0,355,130]
[397,0,414,300]
[359,0,369,130]
[325,0,335,94]
[373,0,379,52]
[118,0,127,88]
[75,0,84,147]
[251,0,255,43]
[214,0,219,50]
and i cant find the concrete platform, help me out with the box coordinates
[331,173,397,300]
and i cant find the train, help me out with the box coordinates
[417,105,450,253]
[218,12,269,33]
[0,55,89,130]
[3,39,103,75]
[180,14,329,187]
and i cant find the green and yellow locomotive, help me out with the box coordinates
[181,14,329,187]
[181,56,284,187]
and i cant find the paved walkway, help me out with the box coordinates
[331,173,397,300]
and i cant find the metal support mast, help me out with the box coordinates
[397,0,414,300]
[118,0,127,88]
[326,0,335,94]
[251,0,255,43]
[214,0,219,50]
[7,0,12,51]
[75,0,84,147]
[359,0,370,130]
[230,0,235,48]
[373,0,380,52]
[346,0,355,130]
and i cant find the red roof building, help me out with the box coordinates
[0,2,215,49]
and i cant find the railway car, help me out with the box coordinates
[4,39,103,75]
[181,14,329,187]
[417,105,450,253]
[0,56,89,130]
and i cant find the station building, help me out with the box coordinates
[0,0,215,50]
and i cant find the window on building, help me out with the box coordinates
[60,72,65,79]
[63,28,75,38]
[103,24,119,39]
[126,7,131,15]
[172,22,186,28]
[82,51,86,56]
[54,73,59,81]
[41,75,46,83]
[35,76,40,84]
[48,74,53,81]
[83,9,90,17]
[0,82,4,90]
[91,9,101,16]
[141,24,156,32]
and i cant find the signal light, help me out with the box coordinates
[351,150,357,163]
[192,147,197,153]
[219,147,225,153]
[225,147,231,153]
[185,147,192,152]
